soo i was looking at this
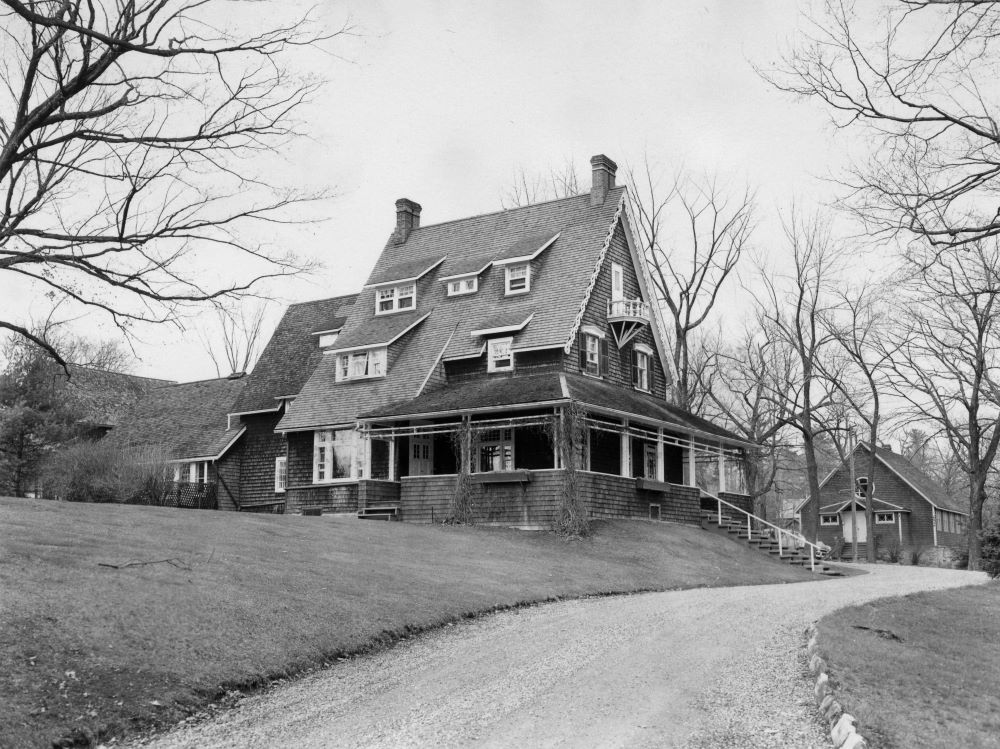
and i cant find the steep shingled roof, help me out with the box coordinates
[230,294,356,414]
[278,188,628,431]
[869,444,968,514]
[104,376,246,461]
[64,365,174,427]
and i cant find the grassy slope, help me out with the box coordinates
[818,584,1000,749]
[1,498,816,748]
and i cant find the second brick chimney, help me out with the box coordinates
[590,154,617,206]
[394,198,422,244]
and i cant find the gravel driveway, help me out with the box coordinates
[135,564,988,749]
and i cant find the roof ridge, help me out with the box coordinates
[405,188,624,235]
[156,376,243,388]
[68,364,174,384]
[287,292,358,308]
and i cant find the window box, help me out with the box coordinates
[473,470,531,484]
[635,478,673,493]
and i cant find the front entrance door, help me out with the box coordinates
[842,506,868,543]
[410,435,433,476]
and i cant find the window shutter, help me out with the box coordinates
[579,330,587,370]
[599,338,609,376]
[631,347,637,386]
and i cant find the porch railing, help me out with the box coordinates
[607,298,651,321]
[706,490,823,572]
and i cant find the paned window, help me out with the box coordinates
[488,337,514,372]
[611,262,624,301]
[478,428,514,472]
[274,456,287,493]
[820,514,839,526]
[584,334,601,376]
[579,327,607,377]
[375,283,416,314]
[447,277,478,296]
[505,263,530,295]
[188,461,208,484]
[336,348,386,381]
[633,348,650,391]
[875,512,894,524]
[313,429,361,483]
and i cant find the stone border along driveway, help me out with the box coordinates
[134,564,988,749]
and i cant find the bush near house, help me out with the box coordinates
[818,584,1000,749]
[0,497,819,749]
[41,441,172,505]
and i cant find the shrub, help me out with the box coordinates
[982,522,1000,579]
[42,441,172,504]
[881,536,903,564]
[830,535,845,560]
[907,545,927,566]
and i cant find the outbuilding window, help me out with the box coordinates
[875,512,894,524]
[820,514,839,526]
[274,456,287,493]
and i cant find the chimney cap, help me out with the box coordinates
[590,154,618,172]
[395,198,422,214]
[227,371,246,380]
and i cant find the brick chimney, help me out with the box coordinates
[394,198,422,244]
[590,154,617,206]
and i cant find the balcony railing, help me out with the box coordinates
[607,298,650,322]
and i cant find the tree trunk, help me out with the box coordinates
[802,431,821,542]
[866,446,877,563]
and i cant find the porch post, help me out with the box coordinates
[388,437,396,482]
[462,415,472,474]
[717,443,726,494]
[656,428,665,482]
[620,419,631,477]
[361,432,371,480]
[553,408,561,469]
[685,438,697,488]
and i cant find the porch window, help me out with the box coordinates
[505,263,530,295]
[875,512,893,524]
[313,429,360,483]
[488,337,514,372]
[336,348,387,381]
[375,283,416,315]
[274,456,287,493]
[478,428,514,472]
[632,344,651,391]
[820,514,839,526]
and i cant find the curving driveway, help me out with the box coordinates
[136,564,988,749]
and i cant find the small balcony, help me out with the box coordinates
[607,299,650,346]
[607,298,651,324]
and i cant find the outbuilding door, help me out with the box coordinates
[842,508,868,543]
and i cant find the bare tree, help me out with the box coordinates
[626,161,755,413]
[500,158,581,208]
[770,0,1000,249]
[199,300,269,378]
[755,211,842,541]
[0,1,343,367]
[889,240,1000,569]
[821,283,898,561]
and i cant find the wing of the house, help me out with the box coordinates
[276,154,753,528]
[801,442,968,552]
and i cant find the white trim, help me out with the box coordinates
[875,512,894,524]
[311,328,342,336]
[470,313,534,338]
[277,422,355,434]
[487,336,514,373]
[365,256,446,288]
[510,343,564,354]
[559,373,570,399]
[580,323,606,339]
[633,342,653,356]
[504,263,531,295]
[374,282,417,316]
[446,276,479,296]
[820,514,840,526]
[274,456,287,493]
[442,342,488,362]
[491,233,560,266]
[324,313,431,355]
[579,401,755,449]
[228,406,280,418]
[440,261,492,282]
[358,399,570,424]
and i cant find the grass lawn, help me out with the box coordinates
[2,497,818,748]
[818,583,1000,749]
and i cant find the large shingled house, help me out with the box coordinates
[797,442,968,558]
[275,155,754,527]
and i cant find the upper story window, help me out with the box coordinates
[336,348,387,382]
[318,332,339,348]
[488,337,513,373]
[632,344,651,391]
[611,262,624,301]
[579,326,607,377]
[505,263,530,295]
[375,283,415,315]
[447,276,478,296]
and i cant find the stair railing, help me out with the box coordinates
[706,491,822,572]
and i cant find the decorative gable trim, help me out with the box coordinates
[564,195,626,353]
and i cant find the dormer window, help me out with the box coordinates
[336,348,387,381]
[375,283,415,315]
[487,337,514,373]
[318,332,339,348]
[447,276,478,296]
[505,264,530,295]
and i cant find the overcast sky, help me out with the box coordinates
[3,0,860,382]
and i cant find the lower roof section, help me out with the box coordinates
[361,371,750,447]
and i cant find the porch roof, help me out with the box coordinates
[360,371,751,447]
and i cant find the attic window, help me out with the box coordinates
[487,337,513,373]
[447,276,478,296]
[336,348,387,381]
[505,264,530,295]
[375,283,416,315]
